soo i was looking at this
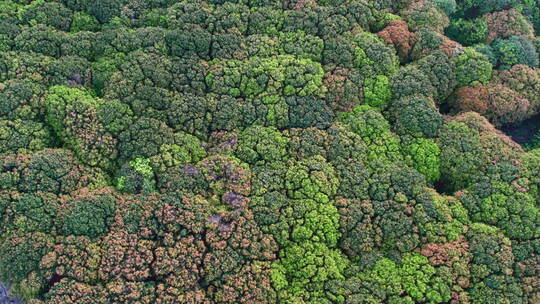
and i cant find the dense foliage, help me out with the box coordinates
[0,0,539,303]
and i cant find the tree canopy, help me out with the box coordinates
[0,0,539,303]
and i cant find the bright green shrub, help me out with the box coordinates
[446,18,488,46]
[454,48,493,87]
[363,75,392,109]
[403,138,441,183]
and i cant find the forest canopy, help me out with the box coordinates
[0,0,539,303]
